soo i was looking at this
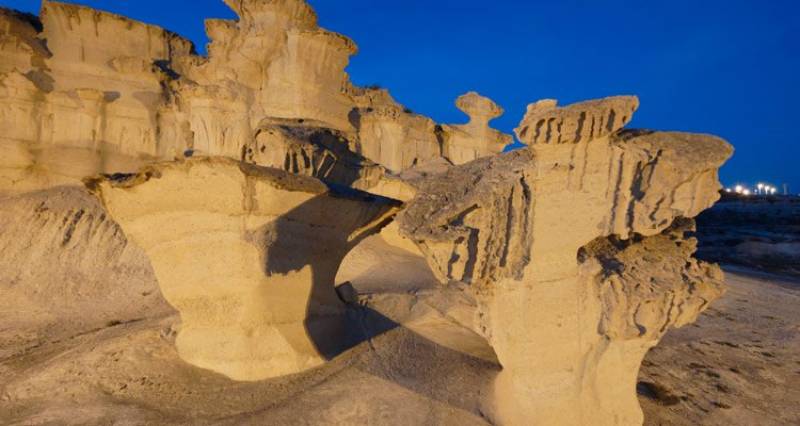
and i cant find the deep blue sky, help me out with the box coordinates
[3,1,799,192]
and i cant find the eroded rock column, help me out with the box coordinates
[398,96,733,425]
[88,158,400,380]
[441,92,512,165]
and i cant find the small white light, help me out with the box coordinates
[725,188,732,192]
[735,185,743,193]
[757,183,764,190]
[770,188,777,195]
[743,189,751,196]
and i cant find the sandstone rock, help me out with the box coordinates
[0,2,736,424]
[0,187,168,357]
[349,89,513,171]
[580,218,725,342]
[441,92,513,165]
[2,0,512,197]
[0,8,48,74]
[243,119,386,190]
[515,96,640,145]
[348,85,444,173]
[398,103,733,424]
[191,0,357,132]
[87,158,401,380]
[0,2,192,193]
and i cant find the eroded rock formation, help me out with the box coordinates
[398,97,733,424]
[0,1,734,425]
[87,158,400,380]
[347,86,444,173]
[0,1,511,195]
[441,92,512,165]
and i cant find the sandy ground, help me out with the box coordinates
[639,267,800,425]
[2,265,797,425]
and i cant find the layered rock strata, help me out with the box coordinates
[87,158,401,380]
[347,86,444,173]
[516,96,639,145]
[0,1,512,195]
[398,96,733,425]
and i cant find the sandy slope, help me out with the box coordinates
[639,267,800,425]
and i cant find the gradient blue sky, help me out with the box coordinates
[3,0,798,192]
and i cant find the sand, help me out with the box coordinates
[639,267,800,425]
[3,246,798,426]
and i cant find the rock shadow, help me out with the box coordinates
[249,183,400,359]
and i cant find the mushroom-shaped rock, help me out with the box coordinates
[456,91,505,122]
[87,158,401,380]
[441,92,512,165]
[515,95,640,145]
[398,98,733,425]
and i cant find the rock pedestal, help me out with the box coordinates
[398,97,732,425]
[88,159,400,380]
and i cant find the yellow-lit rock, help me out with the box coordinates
[88,158,400,380]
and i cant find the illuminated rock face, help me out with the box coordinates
[1,2,734,424]
[88,158,400,380]
[441,92,513,165]
[398,97,733,425]
[0,3,193,192]
[0,1,513,196]
[347,86,444,173]
[349,88,514,172]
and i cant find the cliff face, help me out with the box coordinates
[0,2,734,425]
[0,0,512,195]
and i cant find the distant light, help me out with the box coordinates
[770,188,777,195]
[725,188,732,192]
[735,185,743,194]
[757,183,764,190]
[743,189,751,196]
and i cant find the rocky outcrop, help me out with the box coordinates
[0,187,167,356]
[349,88,513,171]
[1,1,513,196]
[347,85,444,173]
[441,92,513,165]
[242,119,386,191]
[580,219,725,343]
[0,2,192,193]
[183,0,357,133]
[398,96,733,425]
[515,96,639,145]
[87,158,401,380]
[1,2,735,425]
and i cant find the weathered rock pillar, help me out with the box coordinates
[88,158,400,380]
[398,96,732,425]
